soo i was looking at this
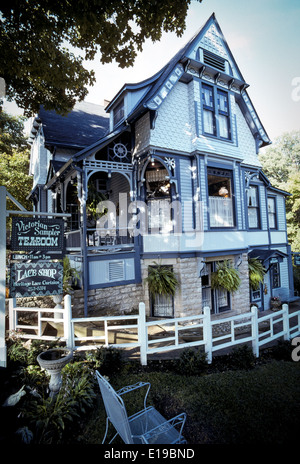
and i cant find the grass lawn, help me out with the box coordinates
[1,340,300,445]
[80,359,300,445]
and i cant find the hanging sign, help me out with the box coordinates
[11,217,64,253]
[9,262,63,297]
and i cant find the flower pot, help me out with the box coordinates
[37,348,73,397]
[270,298,282,311]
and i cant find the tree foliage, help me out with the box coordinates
[0,0,201,116]
[0,110,32,209]
[259,130,300,251]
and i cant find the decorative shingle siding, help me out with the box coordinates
[150,81,192,153]
[134,111,150,155]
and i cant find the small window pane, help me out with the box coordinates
[218,114,229,138]
[202,86,214,108]
[203,109,215,134]
[248,186,259,228]
[268,197,276,228]
[217,92,228,114]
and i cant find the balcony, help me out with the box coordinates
[65,227,134,253]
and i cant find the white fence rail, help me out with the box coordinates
[7,297,300,366]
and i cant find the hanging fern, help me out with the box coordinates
[211,260,241,293]
[145,262,179,298]
[248,257,266,290]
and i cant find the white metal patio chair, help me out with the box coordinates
[96,371,187,444]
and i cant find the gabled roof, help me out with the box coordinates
[107,13,270,147]
[29,101,110,150]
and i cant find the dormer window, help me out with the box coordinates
[113,99,124,127]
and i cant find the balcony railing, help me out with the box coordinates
[65,228,134,251]
[209,196,234,227]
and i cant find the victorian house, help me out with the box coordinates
[28,14,295,317]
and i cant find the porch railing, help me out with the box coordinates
[65,227,134,250]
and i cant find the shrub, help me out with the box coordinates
[269,340,295,361]
[7,338,61,367]
[21,361,96,444]
[175,348,208,376]
[87,346,123,375]
[227,345,256,370]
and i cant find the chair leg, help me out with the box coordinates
[102,417,110,444]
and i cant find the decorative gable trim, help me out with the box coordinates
[145,64,184,110]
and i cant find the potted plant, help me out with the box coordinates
[62,256,80,295]
[145,262,179,300]
[270,296,282,310]
[211,260,241,292]
[53,257,80,313]
[248,257,266,290]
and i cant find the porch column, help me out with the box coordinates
[77,166,88,317]
[0,186,7,367]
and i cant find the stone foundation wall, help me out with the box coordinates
[71,283,144,317]
[141,257,202,317]
[6,254,251,320]
[230,253,251,314]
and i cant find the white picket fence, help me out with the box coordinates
[8,296,300,366]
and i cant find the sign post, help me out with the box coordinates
[0,187,71,368]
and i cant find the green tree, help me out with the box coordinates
[0,110,32,209]
[259,131,300,251]
[259,131,300,187]
[0,109,29,154]
[0,0,202,116]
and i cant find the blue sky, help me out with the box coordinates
[4,0,300,142]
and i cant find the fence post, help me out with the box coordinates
[64,294,73,350]
[8,298,16,333]
[138,302,147,366]
[282,303,289,340]
[251,305,259,358]
[203,306,212,364]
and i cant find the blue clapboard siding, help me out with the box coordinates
[259,186,268,230]
[276,195,286,230]
[179,158,194,231]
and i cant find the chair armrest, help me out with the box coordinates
[117,382,151,410]
[116,381,150,396]
[141,412,186,444]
